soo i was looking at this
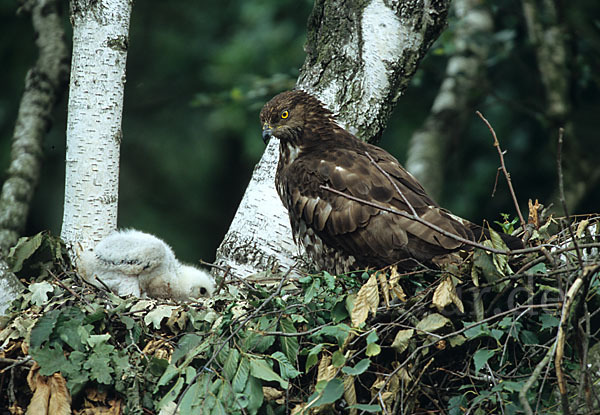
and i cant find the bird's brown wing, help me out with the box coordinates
[280,141,475,267]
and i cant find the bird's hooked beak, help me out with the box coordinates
[262,123,273,144]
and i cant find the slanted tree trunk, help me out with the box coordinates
[0,0,69,314]
[60,0,132,258]
[215,0,451,278]
[405,0,493,200]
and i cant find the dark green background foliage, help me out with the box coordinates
[1,0,599,263]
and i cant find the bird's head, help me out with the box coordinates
[260,89,333,145]
[175,264,216,300]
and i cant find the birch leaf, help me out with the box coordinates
[351,274,379,327]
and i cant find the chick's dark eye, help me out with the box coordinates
[281,110,289,119]
[200,287,207,295]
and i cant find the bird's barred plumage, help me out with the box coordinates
[260,90,522,274]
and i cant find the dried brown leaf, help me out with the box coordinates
[343,375,357,415]
[391,329,414,354]
[388,266,406,302]
[48,373,71,415]
[377,271,390,308]
[316,354,335,383]
[576,219,590,238]
[351,274,379,327]
[432,277,464,313]
[26,367,50,415]
[263,386,284,401]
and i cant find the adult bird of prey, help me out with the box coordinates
[260,90,523,274]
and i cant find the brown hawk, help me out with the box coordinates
[260,90,522,274]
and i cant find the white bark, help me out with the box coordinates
[215,0,450,278]
[61,0,132,255]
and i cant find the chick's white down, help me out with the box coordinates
[78,229,215,300]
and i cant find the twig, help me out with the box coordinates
[556,127,584,268]
[519,340,557,415]
[476,111,526,229]
[0,356,33,373]
[555,275,584,415]
[321,185,548,256]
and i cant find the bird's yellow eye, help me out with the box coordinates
[281,110,289,119]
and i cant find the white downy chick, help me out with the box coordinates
[78,229,215,300]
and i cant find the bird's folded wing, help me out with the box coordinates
[286,147,473,257]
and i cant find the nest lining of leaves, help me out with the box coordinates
[1,215,600,415]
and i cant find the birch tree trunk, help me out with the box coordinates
[0,0,69,315]
[405,0,493,200]
[60,0,132,257]
[215,0,450,278]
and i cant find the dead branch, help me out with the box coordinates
[555,275,584,415]
[476,111,526,229]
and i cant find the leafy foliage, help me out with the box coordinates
[2,218,600,413]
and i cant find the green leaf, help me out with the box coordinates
[86,333,111,347]
[144,305,177,329]
[366,343,381,357]
[29,282,54,306]
[31,346,70,376]
[271,351,301,379]
[30,309,60,348]
[366,329,378,344]
[342,358,370,376]
[179,380,201,414]
[244,375,264,413]
[157,376,184,410]
[233,357,250,393]
[279,317,299,363]
[249,358,288,388]
[223,348,240,381]
[307,378,344,408]
[156,365,181,390]
[305,344,323,371]
[416,313,451,334]
[448,335,466,347]
[463,322,490,340]
[348,404,382,412]
[519,330,539,345]
[304,277,321,304]
[172,334,204,364]
[473,348,495,373]
[331,299,349,323]
[7,232,44,272]
[312,324,351,347]
[322,272,336,290]
[331,350,346,367]
[540,314,560,331]
[84,352,114,384]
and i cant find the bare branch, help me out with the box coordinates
[476,111,526,229]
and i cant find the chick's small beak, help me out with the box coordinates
[262,124,273,144]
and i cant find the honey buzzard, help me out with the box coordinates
[260,90,522,274]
